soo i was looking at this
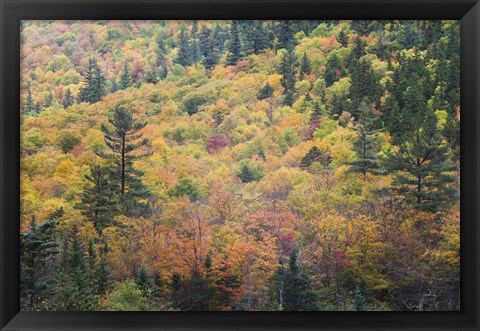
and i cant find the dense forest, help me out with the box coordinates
[20,20,460,311]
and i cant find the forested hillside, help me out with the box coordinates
[20,20,460,311]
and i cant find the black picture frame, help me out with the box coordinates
[1,0,479,330]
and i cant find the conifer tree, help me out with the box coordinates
[345,101,382,179]
[283,249,317,311]
[78,57,105,104]
[76,165,118,234]
[20,210,61,310]
[94,257,111,296]
[135,265,154,298]
[384,112,457,211]
[96,106,152,214]
[277,20,295,50]
[237,164,255,183]
[352,285,365,311]
[190,20,201,63]
[176,25,192,67]
[244,21,268,55]
[324,53,344,86]
[55,225,96,310]
[120,62,132,89]
[213,24,226,52]
[199,25,219,70]
[337,28,348,47]
[256,83,274,101]
[23,83,35,114]
[349,59,381,114]
[299,53,312,80]
[62,88,74,109]
[279,45,297,106]
[309,101,323,125]
[300,146,332,170]
[226,21,242,65]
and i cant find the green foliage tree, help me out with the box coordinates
[135,265,155,297]
[62,88,74,109]
[384,112,457,211]
[94,257,111,296]
[226,21,242,65]
[56,131,81,154]
[168,178,200,201]
[244,21,268,55]
[345,101,382,179]
[176,25,192,67]
[23,83,35,115]
[279,45,298,106]
[78,57,106,104]
[96,106,152,214]
[236,161,264,183]
[300,146,331,170]
[101,280,157,311]
[120,62,132,89]
[256,83,274,100]
[77,165,118,234]
[20,211,61,310]
[283,249,317,311]
[55,225,96,310]
[299,53,312,80]
[198,25,219,70]
[324,53,344,86]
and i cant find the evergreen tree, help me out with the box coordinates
[94,257,111,296]
[226,21,242,65]
[397,21,421,49]
[277,20,295,50]
[256,83,274,100]
[87,238,97,271]
[384,112,457,211]
[110,78,119,93]
[20,210,62,310]
[279,45,297,106]
[212,109,224,127]
[23,83,35,114]
[55,225,96,310]
[349,59,381,114]
[243,21,268,55]
[78,57,105,104]
[345,101,382,179]
[198,25,219,70]
[299,53,312,80]
[324,53,345,86]
[76,165,118,234]
[190,20,201,63]
[309,101,323,125]
[120,62,132,89]
[62,88,74,109]
[300,146,332,170]
[352,285,365,311]
[212,260,242,310]
[337,28,348,47]
[213,23,227,52]
[96,106,152,215]
[135,265,154,298]
[283,249,317,311]
[176,25,192,67]
[237,164,255,183]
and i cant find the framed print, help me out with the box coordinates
[1,0,479,330]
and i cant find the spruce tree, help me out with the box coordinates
[199,25,219,70]
[190,20,201,63]
[256,83,274,101]
[300,146,332,170]
[120,62,132,89]
[94,257,111,296]
[349,59,381,115]
[352,285,365,311]
[384,112,457,211]
[244,21,268,55]
[279,44,297,106]
[78,57,105,104]
[55,225,96,310]
[277,20,295,50]
[96,106,152,214]
[237,164,255,183]
[226,20,242,65]
[345,101,382,179]
[299,53,312,80]
[283,249,317,311]
[324,53,344,86]
[76,165,118,234]
[62,88,74,109]
[176,25,192,67]
[23,83,35,114]
[135,265,154,298]
[20,210,61,310]
[337,28,348,47]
